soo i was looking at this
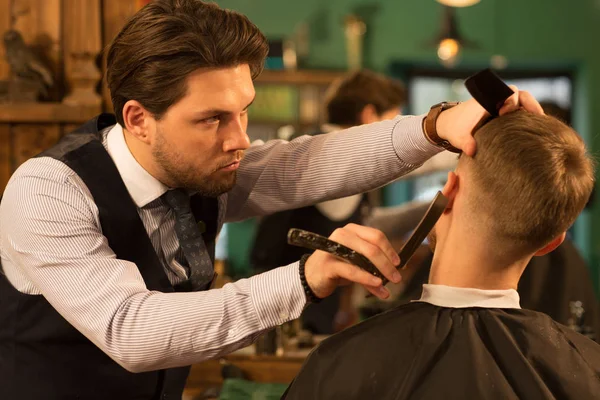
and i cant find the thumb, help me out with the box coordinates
[461,135,477,156]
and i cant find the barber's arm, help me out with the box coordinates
[227,89,541,223]
[399,151,458,180]
[225,115,442,222]
[0,165,306,372]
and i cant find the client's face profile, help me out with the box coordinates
[427,226,437,253]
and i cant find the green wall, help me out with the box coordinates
[217,0,600,287]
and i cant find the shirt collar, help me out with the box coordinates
[105,123,169,208]
[418,284,521,309]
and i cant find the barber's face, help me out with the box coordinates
[152,65,254,196]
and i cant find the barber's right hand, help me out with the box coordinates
[303,224,402,300]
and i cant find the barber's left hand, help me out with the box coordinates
[435,86,545,156]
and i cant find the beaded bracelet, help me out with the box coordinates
[299,254,322,303]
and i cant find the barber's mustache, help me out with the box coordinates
[215,150,244,170]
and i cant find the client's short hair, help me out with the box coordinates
[461,111,594,254]
[324,70,406,126]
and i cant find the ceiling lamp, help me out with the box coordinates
[436,0,480,7]
[428,6,478,67]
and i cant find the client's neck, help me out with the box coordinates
[428,227,528,291]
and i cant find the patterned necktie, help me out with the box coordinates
[162,189,214,290]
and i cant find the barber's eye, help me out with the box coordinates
[202,115,221,124]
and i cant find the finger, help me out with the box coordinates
[330,258,382,288]
[462,136,477,157]
[333,225,401,284]
[499,86,519,116]
[364,284,390,299]
[343,224,400,267]
[518,90,545,115]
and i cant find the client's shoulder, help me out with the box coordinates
[490,308,600,362]
[314,302,435,355]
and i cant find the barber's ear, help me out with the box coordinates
[359,104,378,125]
[534,232,566,257]
[122,100,154,145]
[441,171,459,210]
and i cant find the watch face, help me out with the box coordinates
[442,101,460,110]
[430,101,447,110]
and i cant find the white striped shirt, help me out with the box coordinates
[0,114,441,372]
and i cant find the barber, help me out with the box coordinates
[0,1,538,399]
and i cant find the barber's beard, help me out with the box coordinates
[152,135,238,197]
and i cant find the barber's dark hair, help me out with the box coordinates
[324,70,406,126]
[106,0,269,126]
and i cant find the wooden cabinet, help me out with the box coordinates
[183,354,305,399]
[0,0,106,195]
[0,103,100,194]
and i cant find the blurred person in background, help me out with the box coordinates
[251,70,456,334]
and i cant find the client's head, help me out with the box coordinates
[428,111,594,269]
[324,69,406,127]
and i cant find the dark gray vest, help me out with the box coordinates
[0,114,219,400]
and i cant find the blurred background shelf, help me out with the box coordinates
[249,69,346,142]
[0,103,101,123]
[256,69,346,86]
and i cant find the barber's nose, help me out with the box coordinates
[223,117,250,152]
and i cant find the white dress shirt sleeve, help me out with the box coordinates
[225,115,443,222]
[0,159,305,372]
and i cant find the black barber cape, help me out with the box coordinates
[282,301,600,399]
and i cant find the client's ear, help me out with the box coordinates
[534,232,566,257]
[441,171,459,210]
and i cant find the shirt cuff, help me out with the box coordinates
[250,262,307,330]
[392,114,444,165]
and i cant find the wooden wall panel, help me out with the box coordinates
[102,0,138,49]
[0,125,11,194]
[12,0,62,100]
[62,0,102,106]
[0,0,12,80]
[63,0,101,72]
[0,0,116,196]
[101,0,138,112]
[12,124,60,169]
[13,0,61,53]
